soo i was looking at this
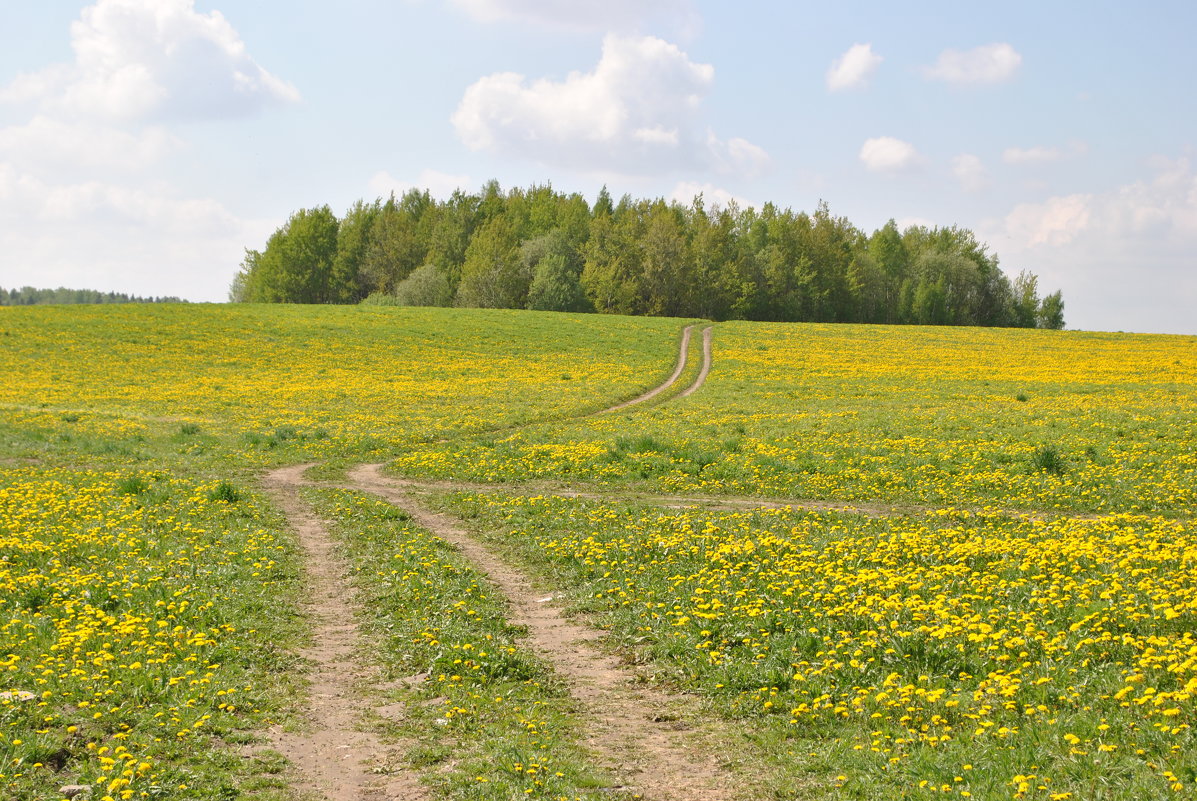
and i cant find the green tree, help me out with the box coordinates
[236,206,339,303]
[1012,271,1041,328]
[331,199,380,302]
[455,216,526,308]
[528,253,590,312]
[394,264,454,307]
[1038,290,1065,329]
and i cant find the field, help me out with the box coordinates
[1,304,1193,801]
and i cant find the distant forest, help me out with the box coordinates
[231,181,1065,329]
[1,287,185,306]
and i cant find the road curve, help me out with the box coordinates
[677,325,713,398]
[600,324,694,413]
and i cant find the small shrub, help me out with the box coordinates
[179,423,201,436]
[1015,393,1029,403]
[1030,445,1067,475]
[60,412,80,423]
[116,476,148,495]
[208,481,240,503]
[613,434,666,454]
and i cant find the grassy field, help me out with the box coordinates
[1,304,1193,800]
[392,323,1197,515]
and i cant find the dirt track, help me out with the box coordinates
[260,322,747,800]
[601,323,704,412]
[345,464,742,801]
[262,465,429,801]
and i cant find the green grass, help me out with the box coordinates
[303,488,623,800]
[387,322,1197,516]
[0,304,689,800]
[2,304,1194,800]
[427,490,1197,800]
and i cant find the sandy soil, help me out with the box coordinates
[262,465,429,801]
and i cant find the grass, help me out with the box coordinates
[1,304,1194,799]
[0,303,683,800]
[429,490,1196,800]
[0,465,306,801]
[387,322,1197,516]
[303,487,622,800]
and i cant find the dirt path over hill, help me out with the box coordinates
[600,324,696,412]
[262,465,428,801]
[678,325,713,398]
[294,462,742,799]
[326,471,1106,522]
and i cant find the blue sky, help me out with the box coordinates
[2,1,1194,334]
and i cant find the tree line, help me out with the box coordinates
[1,286,185,306]
[230,181,1065,329]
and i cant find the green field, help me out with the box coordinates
[1,304,1193,800]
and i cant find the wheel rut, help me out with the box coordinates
[262,465,428,801]
[678,326,713,398]
[601,323,701,413]
[321,463,742,801]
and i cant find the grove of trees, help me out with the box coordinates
[1,287,184,305]
[230,181,1065,329]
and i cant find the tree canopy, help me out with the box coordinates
[1,287,184,305]
[231,182,1065,329]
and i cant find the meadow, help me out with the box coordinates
[1,304,1193,800]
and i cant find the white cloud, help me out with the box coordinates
[448,0,697,32]
[1,0,299,122]
[952,153,988,192]
[368,169,473,201]
[1003,194,1092,247]
[1003,141,1088,165]
[1003,145,1061,165]
[452,34,766,176]
[0,116,179,175]
[923,43,1021,85]
[895,216,937,231]
[633,126,679,146]
[708,133,771,177]
[859,136,920,172]
[988,157,1197,334]
[668,181,749,210]
[0,162,260,300]
[826,43,882,92]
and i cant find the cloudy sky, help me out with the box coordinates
[2,0,1194,334]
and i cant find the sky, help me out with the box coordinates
[1,0,1194,335]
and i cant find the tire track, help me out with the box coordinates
[332,473,1109,522]
[677,325,713,398]
[600,324,695,413]
[338,463,744,801]
[261,465,428,801]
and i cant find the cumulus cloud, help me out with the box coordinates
[826,43,882,92]
[668,181,749,209]
[1003,194,1092,246]
[452,34,766,176]
[368,169,473,201]
[989,157,1197,333]
[923,43,1021,85]
[859,136,920,172]
[448,0,697,32]
[1003,141,1088,165]
[0,116,179,175]
[1,0,298,121]
[952,153,988,192]
[0,162,260,300]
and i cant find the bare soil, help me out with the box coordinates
[261,465,429,801]
[345,463,744,801]
[601,324,696,413]
[677,325,713,398]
